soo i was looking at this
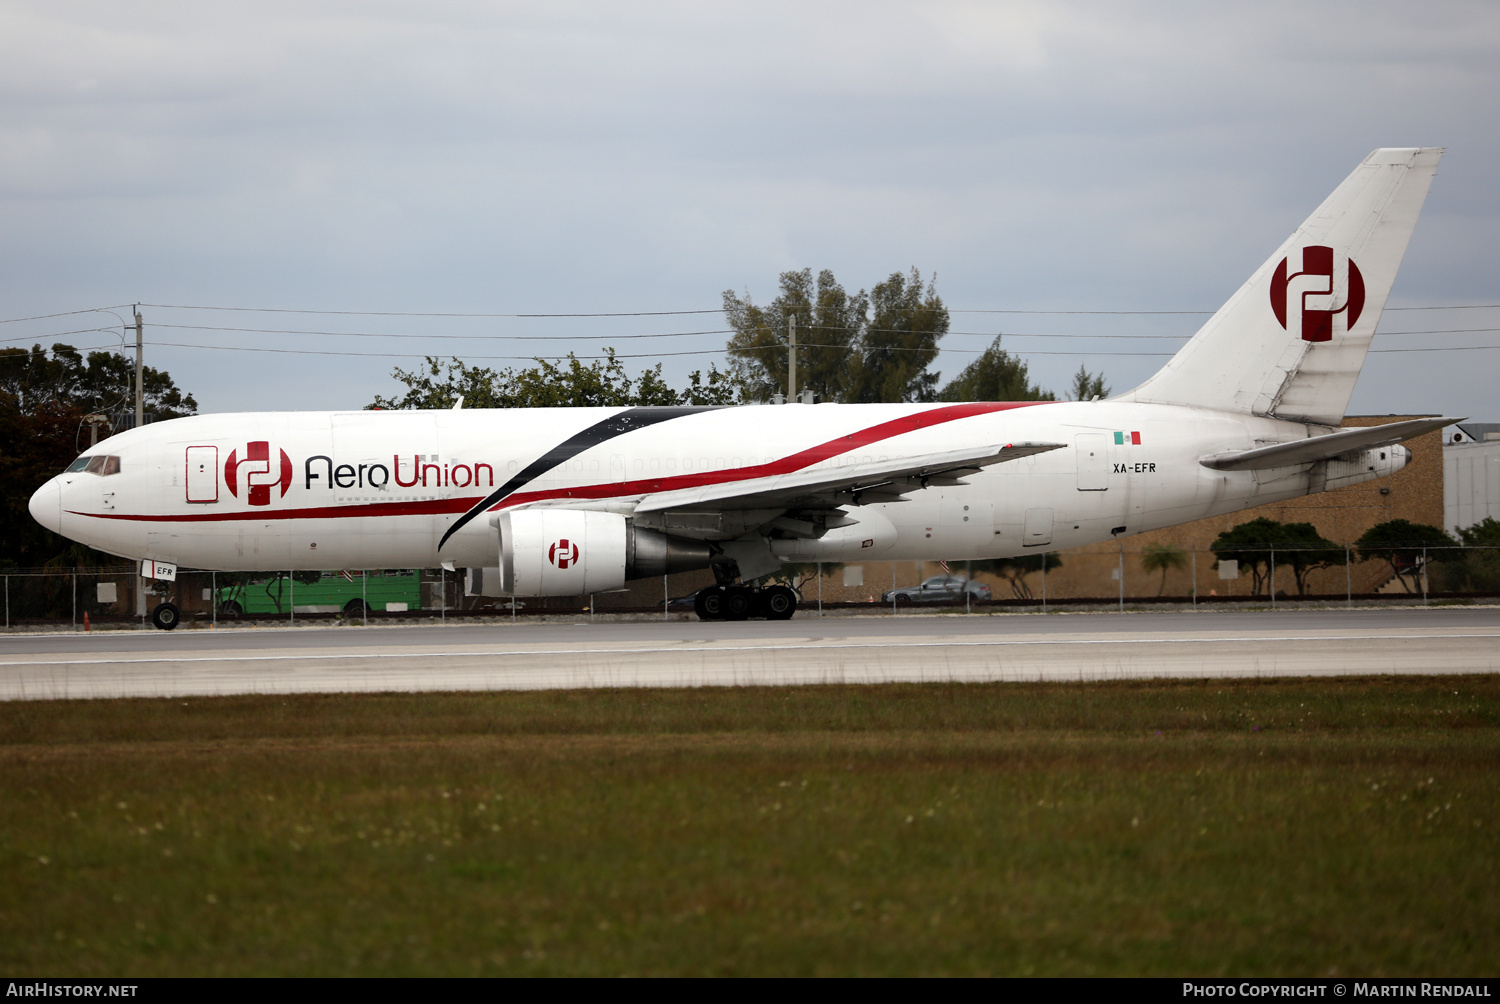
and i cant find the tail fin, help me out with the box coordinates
[1123,147,1442,426]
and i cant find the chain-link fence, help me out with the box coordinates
[2,544,1497,629]
[0,565,723,629]
[812,542,1500,612]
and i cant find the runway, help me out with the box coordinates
[2,606,1497,701]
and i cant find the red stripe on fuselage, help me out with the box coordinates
[71,401,1043,524]
[71,496,476,523]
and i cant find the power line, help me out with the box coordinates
[147,322,734,342]
[0,306,132,326]
[1385,304,1500,311]
[146,341,733,362]
[2,300,1497,327]
[18,320,1490,347]
[138,301,1500,317]
[137,302,724,318]
[950,304,1500,314]
[0,327,127,346]
[949,309,1210,315]
[129,339,1500,363]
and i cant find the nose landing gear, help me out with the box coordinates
[693,584,797,622]
[150,602,180,631]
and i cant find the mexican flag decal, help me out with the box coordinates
[1114,431,1142,445]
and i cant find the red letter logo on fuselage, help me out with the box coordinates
[225,441,293,506]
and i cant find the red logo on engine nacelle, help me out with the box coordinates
[1270,245,1365,343]
[548,538,580,570]
[225,441,293,506]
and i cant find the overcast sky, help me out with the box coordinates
[2,1,1496,419]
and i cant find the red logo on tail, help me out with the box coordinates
[225,441,293,506]
[1270,245,1365,342]
[548,538,580,570]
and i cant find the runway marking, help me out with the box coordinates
[2,631,1495,669]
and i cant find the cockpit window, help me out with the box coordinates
[67,455,121,476]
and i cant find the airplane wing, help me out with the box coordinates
[634,441,1066,514]
[1199,416,1459,471]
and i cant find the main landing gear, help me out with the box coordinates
[693,584,798,622]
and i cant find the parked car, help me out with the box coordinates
[667,589,704,612]
[881,575,991,604]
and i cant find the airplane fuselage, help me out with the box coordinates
[28,400,1405,575]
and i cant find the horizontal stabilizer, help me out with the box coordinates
[1200,417,1459,471]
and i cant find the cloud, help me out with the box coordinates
[0,1,1496,414]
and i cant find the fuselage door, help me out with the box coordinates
[185,446,218,503]
[1022,507,1054,547]
[1076,434,1108,491]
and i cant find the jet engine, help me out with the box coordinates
[1321,445,1411,491]
[499,508,713,596]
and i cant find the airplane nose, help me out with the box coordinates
[28,478,62,535]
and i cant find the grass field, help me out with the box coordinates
[1,676,1497,976]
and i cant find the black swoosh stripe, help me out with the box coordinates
[437,406,721,550]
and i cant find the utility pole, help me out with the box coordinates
[787,314,797,402]
[83,415,110,446]
[133,308,144,430]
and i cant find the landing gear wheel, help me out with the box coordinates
[762,585,798,620]
[696,587,726,621]
[151,602,180,631]
[342,598,369,617]
[723,586,753,621]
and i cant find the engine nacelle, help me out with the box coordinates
[1322,444,1411,491]
[499,509,713,596]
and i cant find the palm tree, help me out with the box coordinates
[1140,543,1188,596]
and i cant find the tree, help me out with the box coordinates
[678,365,737,405]
[1214,520,1344,596]
[723,269,868,403]
[765,561,844,597]
[1209,517,1285,596]
[972,552,1062,599]
[371,350,735,410]
[0,343,197,422]
[937,336,1055,402]
[1448,517,1500,593]
[500,352,681,408]
[1356,519,1456,593]
[0,344,197,569]
[1139,543,1187,595]
[369,356,507,410]
[1275,522,1345,595]
[1068,364,1110,402]
[843,269,948,403]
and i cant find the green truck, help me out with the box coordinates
[216,570,422,616]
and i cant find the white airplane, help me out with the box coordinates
[30,148,1455,629]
